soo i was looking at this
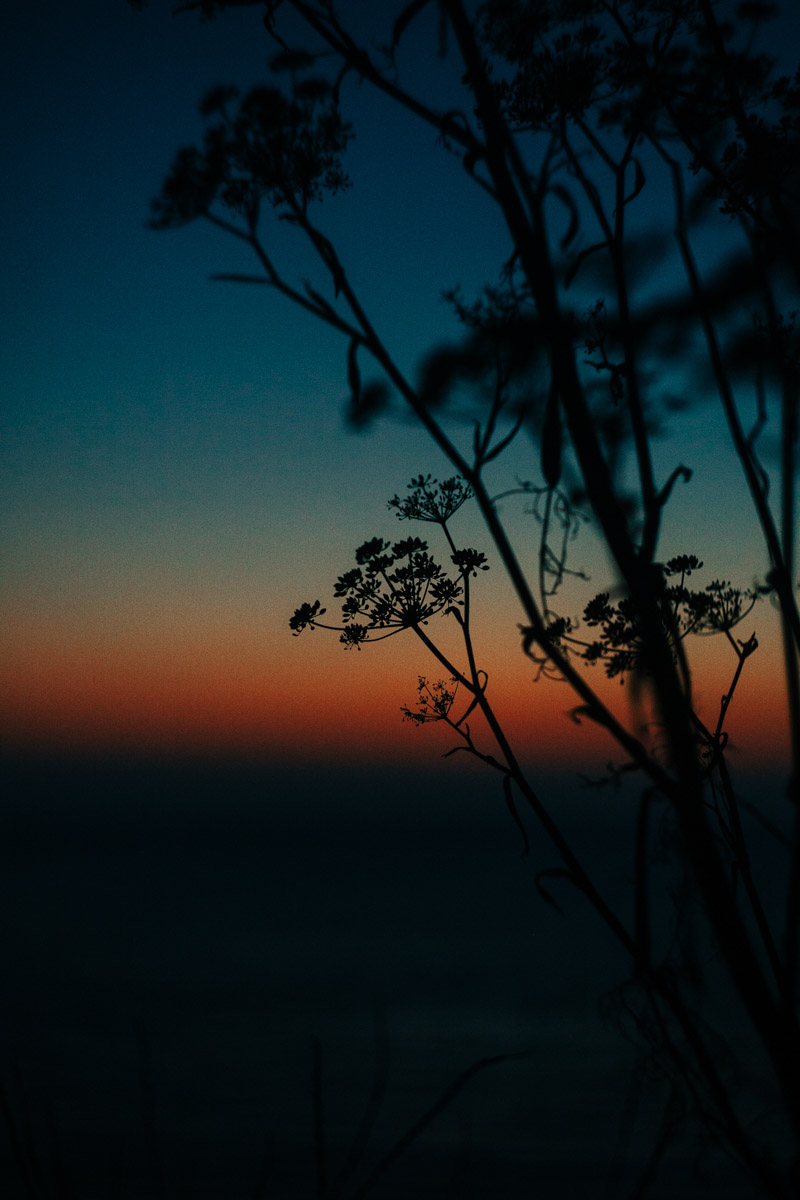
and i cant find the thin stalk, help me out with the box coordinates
[564,119,660,559]
[290,181,678,797]
[714,754,785,994]
[410,618,636,953]
[445,24,800,1131]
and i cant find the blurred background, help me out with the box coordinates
[1,2,795,1195]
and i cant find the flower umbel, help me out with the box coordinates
[288,486,490,649]
[289,599,326,635]
[451,548,490,577]
[389,475,473,524]
[401,677,458,724]
[545,556,758,680]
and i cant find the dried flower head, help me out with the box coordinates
[389,475,473,524]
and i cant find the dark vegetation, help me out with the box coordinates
[78,0,800,1194]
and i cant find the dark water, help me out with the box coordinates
[0,753,789,1198]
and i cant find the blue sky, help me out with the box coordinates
[1,0,795,766]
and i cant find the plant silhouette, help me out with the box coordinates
[133,1,800,1195]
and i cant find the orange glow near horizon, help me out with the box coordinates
[3,593,791,773]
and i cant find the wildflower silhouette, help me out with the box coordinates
[290,477,487,651]
[138,0,800,1192]
[544,554,760,681]
[400,677,458,726]
[291,475,763,862]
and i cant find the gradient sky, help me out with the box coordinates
[2,0,795,774]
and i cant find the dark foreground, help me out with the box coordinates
[0,752,786,1198]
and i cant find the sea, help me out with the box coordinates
[0,752,792,1198]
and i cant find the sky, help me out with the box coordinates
[1,0,796,776]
